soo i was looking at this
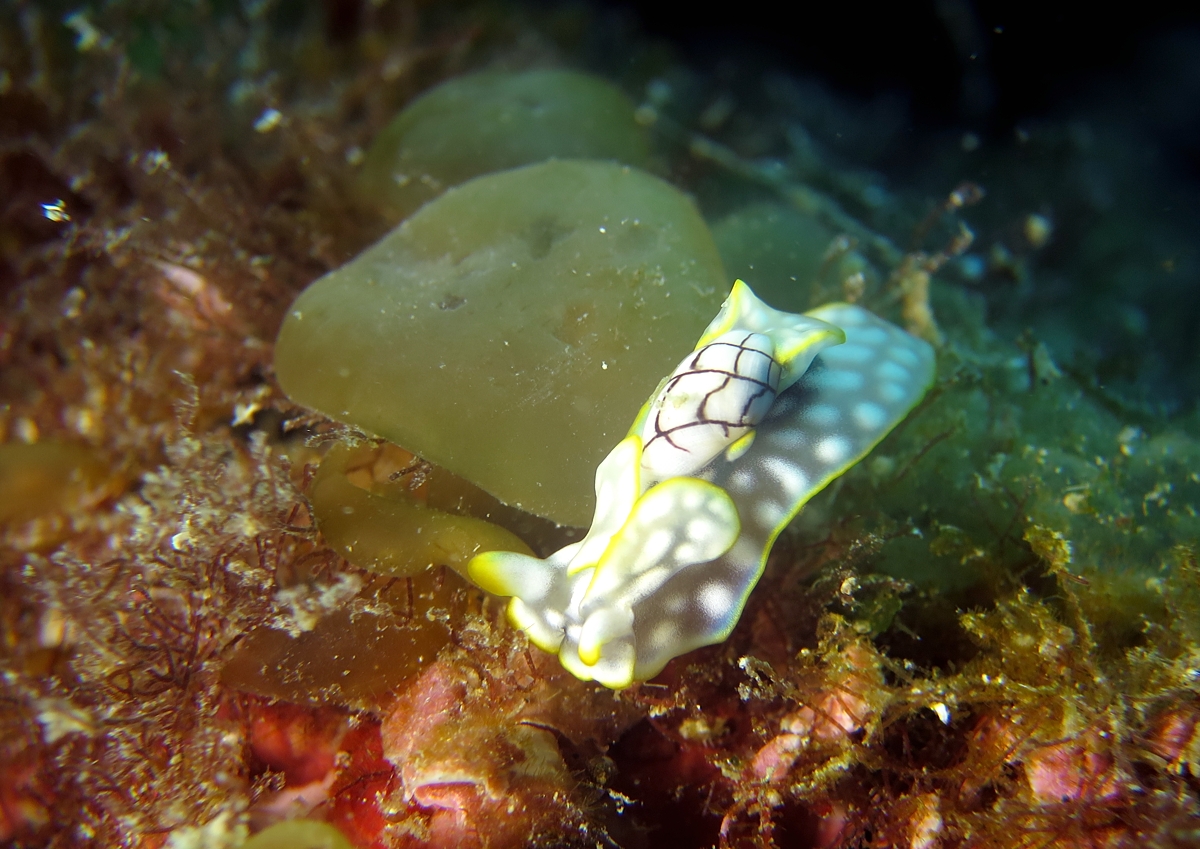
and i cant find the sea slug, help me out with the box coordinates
[470,281,935,688]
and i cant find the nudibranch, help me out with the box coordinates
[470,281,935,688]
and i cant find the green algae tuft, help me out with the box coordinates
[276,159,728,527]
[710,201,838,313]
[308,441,533,577]
[357,69,650,222]
[240,820,353,849]
[0,441,114,526]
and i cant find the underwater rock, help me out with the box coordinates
[380,622,640,849]
[751,639,886,782]
[357,69,649,222]
[276,159,728,527]
[235,697,394,844]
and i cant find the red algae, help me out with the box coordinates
[221,567,477,710]
[378,619,641,848]
[307,442,534,579]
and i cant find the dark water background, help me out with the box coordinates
[605,0,1200,415]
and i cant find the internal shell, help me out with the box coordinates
[640,331,781,480]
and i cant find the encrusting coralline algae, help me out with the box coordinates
[1,3,1199,848]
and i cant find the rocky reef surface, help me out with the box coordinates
[2,2,1199,847]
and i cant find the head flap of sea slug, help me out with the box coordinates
[637,281,845,481]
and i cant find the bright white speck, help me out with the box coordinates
[41,200,70,223]
[143,149,170,174]
[64,11,110,51]
[254,108,283,133]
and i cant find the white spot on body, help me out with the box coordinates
[725,538,762,568]
[823,305,862,326]
[728,467,757,493]
[822,342,873,364]
[816,436,851,464]
[855,326,889,345]
[687,517,715,541]
[648,620,680,651]
[877,360,910,382]
[767,462,809,498]
[625,567,671,606]
[853,402,888,431]
[681,488,708,511]
[815,369,865,393]
[879,382,908,404]
[662,594,687,614]
[635,492,673,524]
[754,498,783,528]
[771,429,806,451]
[802,403,841,427]
[698,583,734,618]
[639,529,675,568]
[891,345,921,367]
